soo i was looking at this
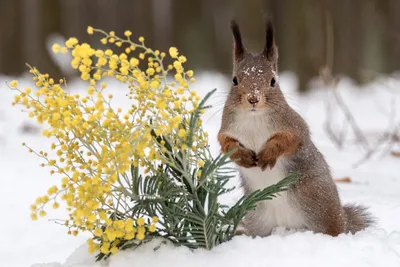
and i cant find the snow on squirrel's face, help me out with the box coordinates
[229,52,285,114]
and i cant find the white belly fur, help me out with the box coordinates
[224,112,305,235]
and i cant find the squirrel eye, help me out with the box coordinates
[270,78,276,87]
[232,76,238,86]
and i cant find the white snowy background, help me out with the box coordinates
[1,71,400,267]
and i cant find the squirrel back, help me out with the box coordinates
[218,18,374,237]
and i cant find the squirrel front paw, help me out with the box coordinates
[218,134,257,168]
[257,132,301,171]
[257,150,278,171]
[257,141,281,171]
[231,146,257,168]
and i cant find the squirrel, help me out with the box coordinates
[217,18,374,237]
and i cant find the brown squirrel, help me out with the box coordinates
[218,19,374,237]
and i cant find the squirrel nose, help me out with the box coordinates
[247,94,260,105]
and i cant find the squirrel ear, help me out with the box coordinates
[230,19,245,61]
[263,16,277,61]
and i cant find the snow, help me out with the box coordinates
[1,71,400,267]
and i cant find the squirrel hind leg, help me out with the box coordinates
[343,204,375,234]
[234,221,248,236]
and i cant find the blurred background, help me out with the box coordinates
[1,0,400,91]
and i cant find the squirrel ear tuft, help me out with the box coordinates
[230,19,245,61]
[263,16,277,61]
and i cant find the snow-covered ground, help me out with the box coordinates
[1,72,399,267]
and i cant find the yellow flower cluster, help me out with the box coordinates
[8,26,209,255]
[87,216,158,254]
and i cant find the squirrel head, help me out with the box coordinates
[228,18,286,114]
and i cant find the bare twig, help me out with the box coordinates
[320,12,369,151]
[334,177,351,183]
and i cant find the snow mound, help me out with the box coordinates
[36,229,400,267]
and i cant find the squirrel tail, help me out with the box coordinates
[343,204,375,233]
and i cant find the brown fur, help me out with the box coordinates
[218,134,257,168]
[218,18,374,237]
[257,131,302,171]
